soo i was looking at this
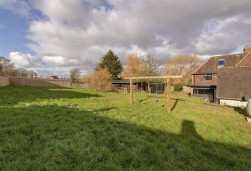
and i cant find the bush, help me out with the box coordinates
[174,84,183,92]
[90,69,112,91]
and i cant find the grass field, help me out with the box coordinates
[0,86,251,170]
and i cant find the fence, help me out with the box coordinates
[0,76,9,86]
[0,76,71,88]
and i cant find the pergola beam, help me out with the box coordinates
[125,75,182,80]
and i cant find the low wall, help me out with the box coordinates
[220,99,248,108]
[0,77,71,88]
[0,76,9,86]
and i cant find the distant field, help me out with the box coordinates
[0,86,251,170]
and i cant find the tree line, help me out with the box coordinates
[0,56,38,79]
[76,49,204,91]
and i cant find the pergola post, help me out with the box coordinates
[130,79,133,104]
[167,78,171,113]
[125,76,182,112]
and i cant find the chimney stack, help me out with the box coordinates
[243,45,251,54]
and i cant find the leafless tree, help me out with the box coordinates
[70,68,81,83]
[165,55,204,84]
[0,56,14,76]
[142,54,160,76]
[121,53,143,78]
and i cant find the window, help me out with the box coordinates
[218,59,224,68]
[203,74,212,80]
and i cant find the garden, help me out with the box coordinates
[0,86,251,170]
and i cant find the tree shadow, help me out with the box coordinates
[0,86,101,106]
[0,104,250,170]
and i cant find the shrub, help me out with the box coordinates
[90,69,112,91]
[81,74,92,89]
[174,83,183,92]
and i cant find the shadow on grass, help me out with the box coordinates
[0,105,250,170]
[234,107,247,117]
[0,86,101,106]
[171,98,185,111]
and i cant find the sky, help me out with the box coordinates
[0,0,251,77]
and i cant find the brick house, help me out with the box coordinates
[189,45,251,107]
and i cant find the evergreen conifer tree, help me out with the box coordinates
[96,50,123,80]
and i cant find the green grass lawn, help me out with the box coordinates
[0,86,251,170]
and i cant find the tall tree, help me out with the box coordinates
[142,54,159,76]
[121,53,143,78]
[96,50,123,80]
[70,68,81,83]
[165,55,204,84]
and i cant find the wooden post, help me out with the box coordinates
[125,76,182,111]
[167,78,171,113]
[130,79,133,104]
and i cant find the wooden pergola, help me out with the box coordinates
[124,75,182,113]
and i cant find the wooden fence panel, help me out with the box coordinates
[0,76,9,86]
[8,78,71,88]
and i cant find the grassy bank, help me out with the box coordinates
[0,86,250,170]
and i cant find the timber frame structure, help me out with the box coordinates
[124,75,182,113]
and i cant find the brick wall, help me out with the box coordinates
[194,74,217,85]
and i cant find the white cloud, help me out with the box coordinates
[0,0,31,16]
[194,16,251,55]
[42,56,80,66]
[9,52,37,69]
[4,0,251,77]
[8,52,87,77]
[28,0,251,57]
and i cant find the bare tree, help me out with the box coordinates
[27,70,38,79]
[121,53,143,78]
[90,69,112,91]
[165,55,204,84]
[70,68,81,84]
[0,56,14,76]
[142,54,159,76]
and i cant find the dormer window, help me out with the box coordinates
[218,59,224,68]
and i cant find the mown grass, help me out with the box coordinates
[0,86,251,170]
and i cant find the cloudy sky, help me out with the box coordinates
[0,0,251,77]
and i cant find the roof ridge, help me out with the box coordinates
[209,53,242,58]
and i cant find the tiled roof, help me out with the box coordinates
[193,54,243,74]
[217,67,251,99]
